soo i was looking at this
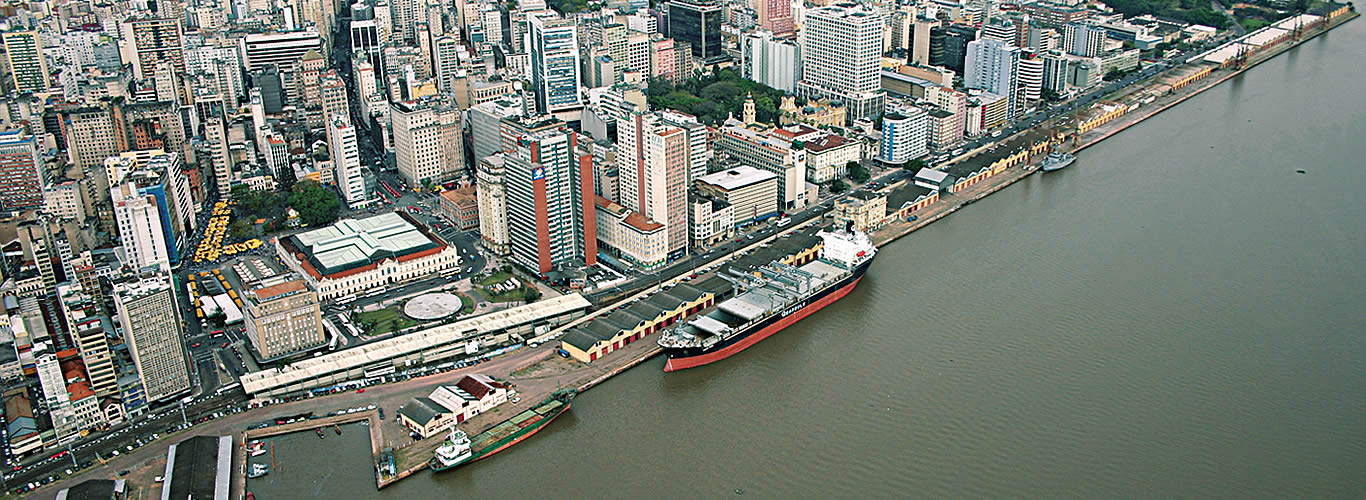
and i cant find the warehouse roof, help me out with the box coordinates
[697,166,779,191]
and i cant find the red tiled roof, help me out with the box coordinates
[803,133,850,153]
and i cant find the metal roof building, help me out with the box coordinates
[241,294,592,396]
[161,435,231,500]
[285,212,440,276]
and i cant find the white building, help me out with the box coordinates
[111,182,170,271]
[43,179,84,221]
[476,155,510,255]
[594,195,668,271]
[276,212,462,301]
[964,38,1023,119]
[528,13,583,116]
[741,30,797,93]
[327,116,368,208]
[392,98,464,185]
[880,107,930,165]
[797,3,885,121]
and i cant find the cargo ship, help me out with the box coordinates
[429,390,576,472]
[658,223,876,372]
[1040,151,1076,172]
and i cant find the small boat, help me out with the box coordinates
[246,493,255,500]
[248,464,269,479]
[250,448,267,457]
[334,425,341,435]
[316,428,325,439]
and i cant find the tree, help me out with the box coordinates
[229,219,253,239]
[829,180,849,194]
[523,288,542,303]
[276,165,298,190]
[289,180,341,227]
[848,162,871,183]
[903,158,928,171]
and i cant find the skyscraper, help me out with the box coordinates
[119,17,185,81]
[529,13,584,115]
[645,127,690,258]
[327,116,368,208]
[476,155,510,256]
[392,98,464,185]
[798,3,885,122]
[741,31,797,93]
[504,127,596,274]
[930,24,978,74]
[667,0,724,62]
[113,273,190,404]
[964,38,1023,118]
[2,31,49,93]
[111,182,170,271]
[0,130,44,212]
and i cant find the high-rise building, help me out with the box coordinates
[1064,22,1106,57]
[797,3,885,122]
[110,152,196,267]
[120,17,185,81]
[964,38,1023,119]
[112,182,170,271]
[56,283,120,401]
[930,24,978,74]
[667,0,725,62]
[1042,50,1070,93]
[912,17,937,65]
[469,96,527,161]
[2,31,49,93]
[476,155,510,255]
[0,130,44,212]
[1016,50,1045,105]
[740,31,797,93]
[392,98,465,185]
[504,128,596,274]
[528,13,584,115]
[757,0,794,38]
[644,127,690,258]
[60,107,120,171]
[112,273,189,404]
[242,279,325,361]
[880,107,930,165]
[327,116,368,208]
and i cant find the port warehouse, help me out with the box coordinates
[240,294,591,397]
[559,229,826,363]
[160,435,231,500]
[1192,13,1337,68]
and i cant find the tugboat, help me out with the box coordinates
[1040,151,1076,172]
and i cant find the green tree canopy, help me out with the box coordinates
[903,158,928,171]
[289,180,341,227]
[829,180,849,194]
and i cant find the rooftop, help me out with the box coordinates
[696,165,779,191]
[284,212,442,277]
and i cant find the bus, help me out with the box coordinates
[335,294,358,305]
[215,383,241,395]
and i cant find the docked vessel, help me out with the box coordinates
[1040,151,1076,172]
[248,464,269,479]
[658,223,877,372]
[429,390,576,472]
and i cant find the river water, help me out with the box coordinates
[318,20,1366,499]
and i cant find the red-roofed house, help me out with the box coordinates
[592,195,667,271]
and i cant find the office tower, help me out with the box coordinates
[1016,50,1044,105]
[528,13,584,115]
[740,31,797,93]
[328,116,367,208]
[112,182,170,270]
[757,0,793,38]
[644,126,690,258]
[112,273,190,404]
[912,17,937,65]
[476,155,510,255]
[930,24,978,74]
[184,44,246,103]
[0,130,44,212]
[113,152,195,266]
[925,86,967,148]
[1064,22,1106,57]
[616,111,654,212]
[880,107,930,165]
[603,23,629,84]
[392,99,465,185]
[432,36,461,92]
[504,128,596,274]
[242,279,325,361]
[204,119,233,198]
[57,284,119,400]
[798,2,885,122]
[61,107,120,170]
[120,17,185,81]
[983,19,1019,44]
[1042,50,1069,93]
[254,66,285,113]
[3,31,49,93]
[1029,26,1061,51]
[964,38,1022,118]
[319,70,349,122]
[469,97,527,161]
[667,0,724,62]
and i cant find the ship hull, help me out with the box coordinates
[663,258,872,372]
[429,395,573,472]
